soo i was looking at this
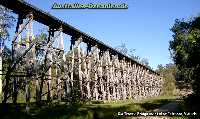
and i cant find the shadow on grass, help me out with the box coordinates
[0,98,181,119]
[0,103,87,119]
[0,103,31,119]
[139,98,176,111]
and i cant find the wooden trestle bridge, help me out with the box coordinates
[0,0,163,108]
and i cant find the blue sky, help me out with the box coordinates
[8,0,200,69]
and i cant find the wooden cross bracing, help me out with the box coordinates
[0,0,163,106]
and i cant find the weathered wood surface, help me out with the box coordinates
[0,2,163,104]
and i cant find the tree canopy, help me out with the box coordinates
[169,16,200,97]
[115,43,151,68]
[0,5,15,41]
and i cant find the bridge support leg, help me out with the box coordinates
[77,38,83,101]
[47,70,52,102]
[70,37,75,102]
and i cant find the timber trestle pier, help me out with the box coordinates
[0,0,163,107]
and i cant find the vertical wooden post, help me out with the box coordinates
[127,62,132,99]
[111,55,116,100]
[77,37,83,100]
[132,64,136,100]
[98,51,104,100]
[44,27,54,103]
[95,47,100,100]
[25,13,34,111]
[47,53,52,102]
[0,49,2,96]
[57,66,62,101]
[92,47,98,100]
[86,56,91,100]
[122,58,126,100]
[10,14,23,104]
[135,65,139,100]
[82,50,86,100]
[70,37,75,101]
[57,27,64,101]
[85,44,94,101]
[116,56,120,100]
[105,51,110,101]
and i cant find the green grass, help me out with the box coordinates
[0,96,179,119]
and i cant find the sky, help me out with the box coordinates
[7,0,200,69]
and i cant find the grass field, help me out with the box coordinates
[1,96,190,119]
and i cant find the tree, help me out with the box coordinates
[128,48,140,62]
[0,5,15,41]
[157,64,164,72]
[0,5,15,97]
[115,43,128,55]
[156,63,177,96]
[156,63,177,79]
[169,16,200,97]
[140,58,149,67]
[115,43,151,68]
